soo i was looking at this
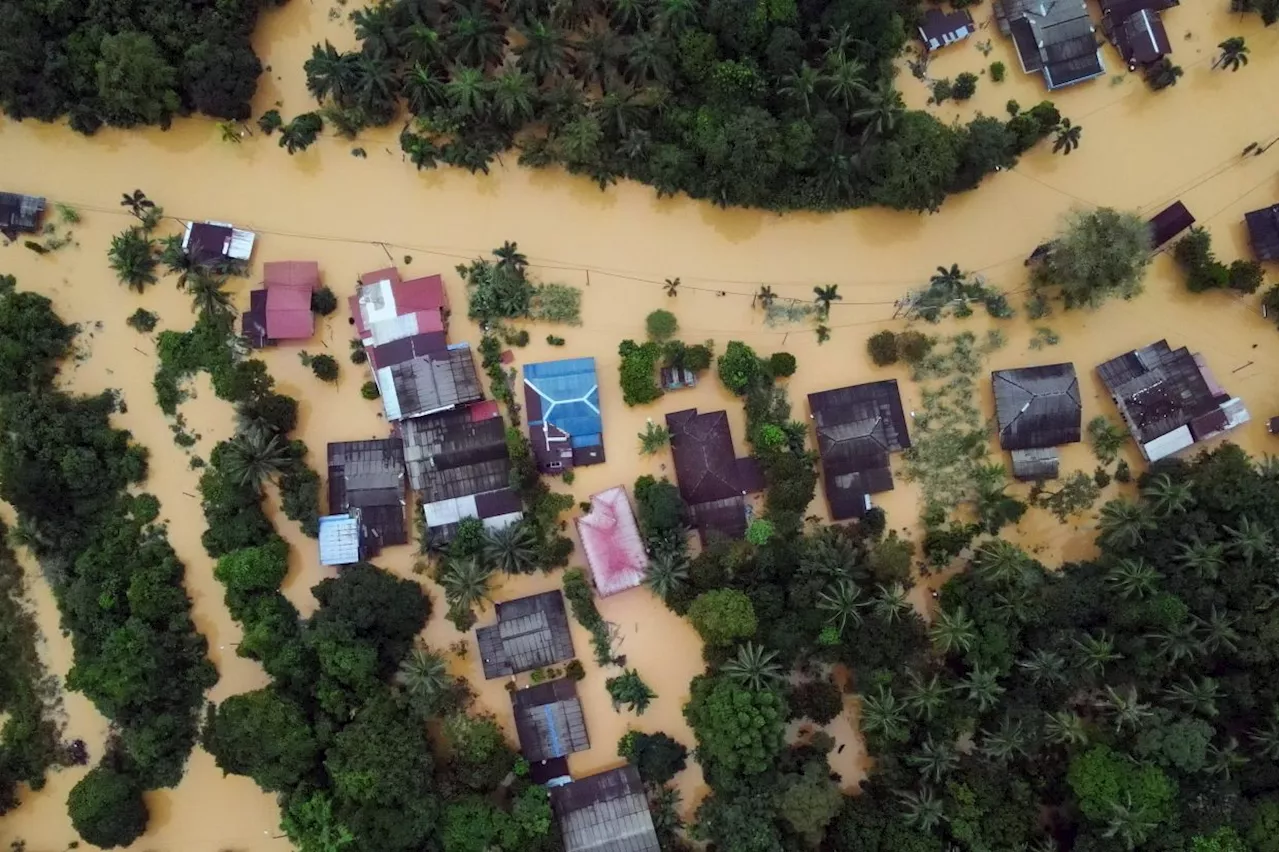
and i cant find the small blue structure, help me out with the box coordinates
[522,358,605,474]
[318,514,361,566]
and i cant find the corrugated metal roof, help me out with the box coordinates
[992,363,1082,451]
[808,381,911,520]
[550,766,660,852]
[524,359,604,471]
[476,591,575,679]
[512,679,591,761]
[576,486,647,597]
[0,192,45,232]
[1011,447,1060,481]
[318,514,361,565]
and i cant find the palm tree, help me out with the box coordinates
[1097,499,1153,550]
[648,785,683,836]
[813,284,841,317]
[1042,710,1089,746]
[403,24,446,67]
[904,669,948,721]
[979,717,1029,763]
[1052,119,1082,156]
[1141,473,1193,517]
[404,64,448,116]
[396,646,451,707]
[593,91,639,137]
[1017,649,1067,685]
[517,20,570,82]
[1147,619,1203,665]
[1145,57,1183,90]
[446,66,491,117]
[440,556,494,613]
[1204,737,1248,779]
[656,0,697,32]
[929,263,965,297]
[120,189,155,220]
[188,270,235,319]
[1161,675,1221,718]
[994,585,1037,624]
[304,41,358,103]
[1098,685,1153,732]
[897,788,944,832]
[1105,558,1160,600]
[872,582,911,624]
[1073,630,1122,677]
[930,606,977,655]
[817,579,867,636]
[1103,794,1158,849]
[351,4,398,55]
[157,234,199,290]
[638,420,671,454]
[493,240,529,273]
[1248,715,1278,761]
[779,63,822,115]
[1198,606,1240,654]
[858,685,908,742]
[222,429,292,492]
[606,668,657,714]
[721,642,785,691]
[108,228,158,292]
[1227,515,1273,565]
[974,539,1030,586]
[446,2,507,68]
[822,53,867,112]
[906,735,958,782]
[1213,37,1250,72]
[663,277,680,297]
[349,51,399,121]
[960,665,1005,712]
[1176,539,1226,580]
[607,0,651,33]
[218,121,244,144]
[482,521,538,575]
[851,78,905,143]
[754,285,776,310]
[571,24,624,90]
[644,550,688,602]
[623,31,673,86]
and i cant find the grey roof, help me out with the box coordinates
[512,679,590,762]
[1245,204,1279,262]
[1011,447,1061,481]
[327,439,406,552]
[992,363,1082,451]
[1096,340,1220,444]
[808,381,911,521]
[382,347,483,421]
[400,407,510,493]
[550,765,661,852]
[997,0,1105,88]
[476,592,575,679]
[0,192,45,233]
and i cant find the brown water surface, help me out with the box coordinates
[0,1,1276,848]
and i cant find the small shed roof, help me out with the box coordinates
[476,591,576,679]
[1148,201,1195,250]
[1120,8,1171,64]
[318,514,361,566]
[550,765,661,852]
[992,363,1082,451]
[576,487,647,597]
[919,7,975,51]
[1011,447,1060,481]
[0,192,45,233]
[184,221,255,263]
[1245,205,1279,262]
[242,289,269,349]
[512,679,591,762]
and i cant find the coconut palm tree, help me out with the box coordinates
[440,556,494,614]
[872,582,911,624]
[897,788,944,832]
[994,585,1037,624]
[817,578,867,636]
[930,606,977,655]
[1141,473,1193,517]
[1248,715,1278,761]
[1097,499,1154,550]
[721,642,785,691]
[1227,515,1273,565]
[851,78,905,143]
[929,263,965,297]
[779,63,822,115]
[755,285,776,310]
[1213,37,1250,71]
[188,270,235,319]
[493,240,528,274]
[1176,539,1226,580]
[1017,649,1067,685]
[1198,606,1241,654]
[1148,618,1203,665]
[1145,57,1183,90]
[1105,558,1160,600]
[960,665,1005,712]
[157,234,199,290]
[904,669,948,721]
[108,228,158,292]
[606,668,656,714]
[120,189,155,220]
[813,284,842,316]
[822,53,867,112]
[482,521,538,575]
[304,41,358,103]
[397,646,451,707]
[1043,710,1089,746]
[623,31,673,86]
[648,786,683,836]
[638,420,671,454]
[1162,675,1221,718]
[907,735,958,783]
[517,20,570,82]
[446,2,507,68]
[1052,119,1082,156]
[222,429,292,492]
[663,276,680,297]
[1204,737,1248,779]
[979,717,1029,763]
[1098,685,1153,732]
[644,550,688,602]
[1073,630,1122,677]
[1103,794,1158,848]
[859,686,908,742]
[974,539,1030,586]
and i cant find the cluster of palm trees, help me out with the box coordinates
[436,520,543,623]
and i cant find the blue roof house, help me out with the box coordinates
[522,358,605,474]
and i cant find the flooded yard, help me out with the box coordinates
[0,0,1276,849]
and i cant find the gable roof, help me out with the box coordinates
[354,268,447,345]
[1148,201,1195,249]
[1245,205,1279,262]
[808,381,911,521]
[327,439,407,552]
[377,345,484,421]
[576,487,647,597]
[0,192,45,233]
[1011,447,1061,481]
[550,766,661,852]
[1121,8,1171,63]
[992,363,1083,450]
[511,679,590,762]
[919,7,975,51]
[524,358,605,470]
[476,591,576,679]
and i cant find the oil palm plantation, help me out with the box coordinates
[903,669,948,721]
[1141,473,1193,516]
[446,66,492,117]
[517,20,570,82]
[1097,498,1154,549]
[1176,539,1226,580]
[304,42,359,104]
[188,270,235,319]
[656,0,697,32]
[1052,119,1082,156]
[721,642,784,691]
[571,25,624,90]
[1105,558,1160,600]
[851,78,905,143]
[644,550,688,602]
[907,735,958,783]
[1043,710,1089,746]
[1017,649,1067,685]
[960,666,1005,712]
[623,30,673,86]
[350,50,400,122]
[404,64,448,115]
[813,284,841,316]
[482,521,538,575]
[1213,37,1249,72]
[403,24,446,67]
[608,0,651,33]
[1162,675,1221,718]
[817,578,867,636]
[858,685,908,742]
[350,4,398,56]
[108,228,159,292]
[897,788,944,832]
[872,582,911,624]
[222,428,292,492]
[440,556,494,614]
[446,2,507,68]
[930,605,977,655]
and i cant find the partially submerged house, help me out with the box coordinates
[511,679,590,766]
[1097,340,1250,462]
[399,402,523,543]
[378,348,484,421]
[351,267,449,345]
[550,765,661,852]
[992,363,1082,481]
[0,192,45,237]
[476,591,575,680]
[318,513,362,567]
[665,408,764,542]
[1148,201,1195,251]
[576,486,647,597]
[182,221,255,265]
[1244,204,1279,262]
[808,381,912,520]
[327,439,408,555]
[994,0,1106,90]
[523,358,605,474]
[919,7,975,52]
[1100,0,1177,68]
[244,261,319,348]
[660,366,697,391]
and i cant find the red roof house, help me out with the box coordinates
[575,486,648,597]
[353,268,449,346]
[263,261,318,341]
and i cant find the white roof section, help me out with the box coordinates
[1142,425,1195,462]
[359,279,400,326]
[421,499,524,533]
[318,514,361,565]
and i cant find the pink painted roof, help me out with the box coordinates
[468,400,500,422]
[360,266,401,287]
[265,282,314,339]
[264,261,319,289]
[575,486,648,597]
[396,274,448,311]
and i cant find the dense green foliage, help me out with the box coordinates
[1032,207,1152,308]
[619,339,664,405]
[685,674,787,778]
[322,0,1060,211]
[1174,227,1266,295]
[619,730,689,786]
[688,588,758,646]
[66,765,149,849]
[0,0,279,132]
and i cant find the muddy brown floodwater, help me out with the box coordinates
[0,1,1276,849]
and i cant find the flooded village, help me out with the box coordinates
[0,0,1277,851]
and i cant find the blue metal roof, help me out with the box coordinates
[524,358,602,441]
